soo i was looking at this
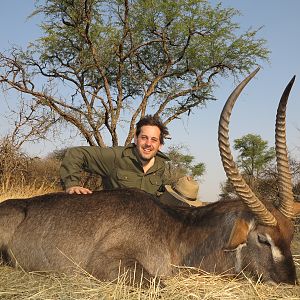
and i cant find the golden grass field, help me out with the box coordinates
[0,189,300,300]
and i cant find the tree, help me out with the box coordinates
[2,97,57,150]
[234,133,275,178]
[220,133,276,200]
[164,144,205,184]
[0,0,269,147]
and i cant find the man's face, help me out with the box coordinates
[134,125,162,162]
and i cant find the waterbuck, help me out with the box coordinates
[0,69,300,285]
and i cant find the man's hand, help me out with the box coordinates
[66,186,92,194]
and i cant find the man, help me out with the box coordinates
[60,115,169,195]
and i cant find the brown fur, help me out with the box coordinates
[0,188,297,285]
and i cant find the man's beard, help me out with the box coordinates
[138,148,155,164]
[134,145,157,165]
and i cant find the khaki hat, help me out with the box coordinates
[164,176,203,207]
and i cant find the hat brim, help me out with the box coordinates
[165,185,203,207]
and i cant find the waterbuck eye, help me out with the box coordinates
[258,234,271,246]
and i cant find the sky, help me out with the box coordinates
[1,1,300,201]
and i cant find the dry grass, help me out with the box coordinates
[1,265,300,300]
[0,183,60,202]
[0,190,300,299]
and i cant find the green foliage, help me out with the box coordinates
[33,0,269,93]
[164,144,205,184]
[191,162,206,178]
[220,134,276,201]
[234,133,275,178]
[1,0,270,147]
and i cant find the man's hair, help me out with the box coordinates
[135,115,169,144]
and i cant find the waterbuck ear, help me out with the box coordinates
[223,218,251,251]
[294,201,300,216]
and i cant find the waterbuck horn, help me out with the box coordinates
[218,68,277,226]
[276,76,296,219]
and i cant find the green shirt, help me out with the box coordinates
[60,143,169,195]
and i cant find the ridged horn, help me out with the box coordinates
[276,76,296,219]
[218,68,277,226]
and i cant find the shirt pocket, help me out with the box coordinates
[149,174,163,192]
[116,169,140,188]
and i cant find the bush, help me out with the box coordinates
[0,137,61,194]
